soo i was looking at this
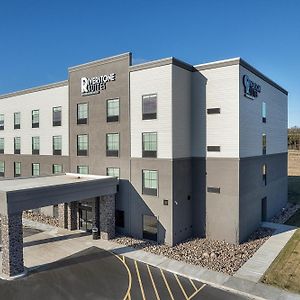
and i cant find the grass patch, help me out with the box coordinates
[288,176,300,205]
[261,229,300,294]
[286,210,300,227]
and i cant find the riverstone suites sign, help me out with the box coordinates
[243,74,261,100]
[81,73,116,96]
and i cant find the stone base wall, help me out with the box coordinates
[67,202,78,230]
[1,213,24,277]
[58,203,67,229]
[100,195,115,240]
[22,210,59,227]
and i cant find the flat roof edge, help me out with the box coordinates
[68,52,132,72]
[0,80,68,100]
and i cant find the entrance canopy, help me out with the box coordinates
[0,173,117,216]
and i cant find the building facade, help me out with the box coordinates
[0,53,288,245]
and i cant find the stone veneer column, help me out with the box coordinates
[67,201,78,230]
[100,194,115,240]
[58,203,67,229]
[1,213,24,277]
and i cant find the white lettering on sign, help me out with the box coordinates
[81,73,116,96]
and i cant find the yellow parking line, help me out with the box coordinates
[160,269,175,300]
[134,260,146,300]
[174,274,189,300]
[147,264,161,300]
[188,283,207,299]
[189,278,197,291]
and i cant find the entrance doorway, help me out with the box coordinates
[143,215,158,242]
[261,197,267,222]
[79,201,93,232]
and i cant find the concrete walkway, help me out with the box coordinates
[234,222,298,283]
[7,219,300,300]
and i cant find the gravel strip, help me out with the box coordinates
[113,227,273,275]
[22,211,59,227]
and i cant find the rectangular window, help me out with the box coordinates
[0,114,4,130]
[14,162,21,177]
[14,137,21,154]
[32,136,40,155]
[143,215,158,241]
[53,106,62,126]
[32,163,40,176]
[77,134,88,156]
[106,133,119,157]
[207,146,221,152]
[142,170,158,196]
[142,94,157,120]
[207,187,221,194]
[115,210,125,228]
[32,110,39,128]
[207,108,221,114]
[142,132,157,158]
[0,161,4,177]
[261,197,267,221]
[262,164,267,186]
[14,112,21,129]
[0,138,4,154]
[262,134,267,155]
[53,135,62,155]
[262,102,266,123]
[107,167,120,179]
[53,164,63,174]
[77,165,89,174]
[77,103,88,124]
[107,98,120,122]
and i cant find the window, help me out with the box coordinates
[14,112,21,129]
[77,103,88,124]
[106,133,119,157]
[107,167,120,179]
[77,134,88,156]
[143,215,158,241]
[53,164,63,174]
[32,136,40,155]
[207,108,221,114]
[14,162,21,177]
[53,135,62,155]
[0,138,4,154]
[115,210,124,228]
[0,114,4,130]
[142,170,158,196]
[32,110,39,128]
[0,161,4,177]
[14,137,21,154]
[77,165,89,174]
[107,98,120,122]
[207,187,221,194]
[142,132,157,158]
[262,102,266,123]
[262,164,267,186]
[261,197,267,221]
[262,134,267,155]
[32,163,40,176]
[53,106,62,126]
[207,146,221,152]
[142,94,157,120]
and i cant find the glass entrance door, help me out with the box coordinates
[79,203,93,232]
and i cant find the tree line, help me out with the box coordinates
[289,126,300,150]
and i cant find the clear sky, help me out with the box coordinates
[0,0,299,127]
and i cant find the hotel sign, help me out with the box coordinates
[243,75,261,100]
[81,73,116,96]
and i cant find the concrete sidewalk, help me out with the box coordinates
[234,222,297,283]
[17,219,300,300]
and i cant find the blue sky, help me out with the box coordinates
[0,0,299,127]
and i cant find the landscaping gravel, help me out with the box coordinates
[113,227,273,275]
[23,211,59,227]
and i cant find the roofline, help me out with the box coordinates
[0,80,68,100]
[195,57,288,95]
[68,52,132,72]
[129,57,195,72]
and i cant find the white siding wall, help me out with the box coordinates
[239,66,288,157]
[0,85,69,156]
[200,65,240,158]
[172,65,192,158]
[130,65,172,158]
